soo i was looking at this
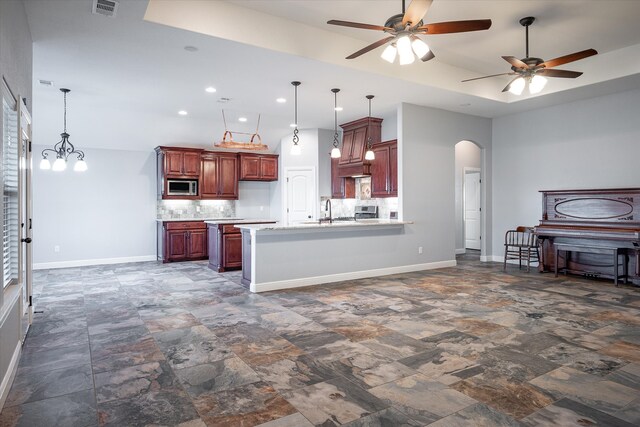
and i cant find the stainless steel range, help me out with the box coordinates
[355,205,378,220]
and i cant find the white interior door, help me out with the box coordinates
[18,97,32,339]
[464,170,481,250]
[285,168,316,224]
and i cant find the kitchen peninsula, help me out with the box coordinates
[238,219,413,292]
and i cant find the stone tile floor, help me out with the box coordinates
[1,251,640,426]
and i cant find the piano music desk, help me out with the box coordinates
[554,243,628,286]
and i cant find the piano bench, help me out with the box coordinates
[554,243,628,286]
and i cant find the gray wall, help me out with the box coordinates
[236,181,271,219]
[400,103,492,262]
[491,88,640,258]
[455,141,481,251]
[32,146,157,266]
[0,0,32,409]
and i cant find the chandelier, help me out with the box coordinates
[40,88,87,172]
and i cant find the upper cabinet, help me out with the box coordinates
[338,117,382,177]
[238,153,279,181]
[162,148,202,178]
[201,152,239,200]
[370,139,397,198]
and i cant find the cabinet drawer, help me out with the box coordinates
[222,224,240,234]
[165,221,206,230]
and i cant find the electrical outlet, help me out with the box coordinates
[418,246,423,254]
[54,245,60,253]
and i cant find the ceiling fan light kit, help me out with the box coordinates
[328,0,491,65]
[462,16,597,96]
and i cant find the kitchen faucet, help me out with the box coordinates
[323,199,332,224]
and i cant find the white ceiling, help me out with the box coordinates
[25,0,640,152]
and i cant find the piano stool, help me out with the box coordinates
[554,243,628,286]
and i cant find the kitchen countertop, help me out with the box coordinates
[236,219,412,232]
[156,218,244,222]
[204,219,277,225]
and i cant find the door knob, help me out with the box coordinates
[308,215,312,218]
[21,238,32,243]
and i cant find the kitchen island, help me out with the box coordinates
[237,220,425,293]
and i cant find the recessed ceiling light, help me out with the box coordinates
[38,79,54,87]
[334,107,343,112]
[205,87,216,93]
[178,110,188,116]
[276,98,286,103]
[184,46,198,52]
[238,117,247,122]
[217,97,231,103]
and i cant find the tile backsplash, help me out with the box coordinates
[321,177,398,219]
[157,200,236,220]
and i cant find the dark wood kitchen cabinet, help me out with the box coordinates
[238,153,279,181]
[331,157,355,199]
[201,152,239,199]
[337,117,382,177]
[159,221,208,262]
[159,147,201,178]
[371,139,398,198]
[208,221,276,272]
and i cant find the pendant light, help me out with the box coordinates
[40,88,87,172]
[290,81,301,156]
[330,88,341,159]
[364,95,375,161]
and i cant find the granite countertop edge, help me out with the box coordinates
[156,218,275,223]
[236,220,412,231]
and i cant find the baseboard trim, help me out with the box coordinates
[34,255,156,270]
[250,260,457,293]
[0,342,21,411]
[455,248,466,255]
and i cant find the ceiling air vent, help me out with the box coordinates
[38,79,54,87]
[92,0,119,18]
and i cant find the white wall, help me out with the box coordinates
[455,141,481,251]
[400,103,493,262]
[32,146,157,267]
[317,128,333,199]
[491,89,640,258]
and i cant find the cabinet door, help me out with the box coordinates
[371,145,390,197]
[182,152,201,177]
[339,130,354,165]
[260,156,278,181]
[188,229,208,259]
[200,156,219,198]
[350,127,367,164]
[222,233,243,269]
[331,157,355,199]
[218,156,239,199]
[165,151,184,176]
[240,155,260,180]
[389,143,398,195]
[167,230,188,261]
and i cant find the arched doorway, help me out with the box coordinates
[455,140,483,259]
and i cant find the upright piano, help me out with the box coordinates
[534,188,640,285]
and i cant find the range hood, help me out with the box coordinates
[337,117,382,178]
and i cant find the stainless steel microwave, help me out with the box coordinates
[167,179,198,196]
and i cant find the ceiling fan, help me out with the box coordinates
[327,0,491,65]
[462,16,598,95]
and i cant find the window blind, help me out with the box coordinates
[2,98,19,288]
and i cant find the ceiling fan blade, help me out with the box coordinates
[502,77,522,93]
[536,69,583,78]
[462,72,515,83]
[346,36,396,59]
[327,20,391,32]
[417,19,492,34]
[502,56,529,70]
[402,0,433,27]
[540,48,598,69]
[420,49,435,62]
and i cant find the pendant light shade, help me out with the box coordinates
[508,77,526,95]
[290,81,301,155]
[529,75,547,94]
[41,88,87,172]
[364,95,375,161]
[380,44,397,63]
[411,36,431,60]
[330,88,341,159]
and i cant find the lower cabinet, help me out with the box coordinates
[208,223,243,272]
[331,157,355,199]
[159,221,208,262]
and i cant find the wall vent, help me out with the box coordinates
[38,80,54,87]
[92,0,119,18]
